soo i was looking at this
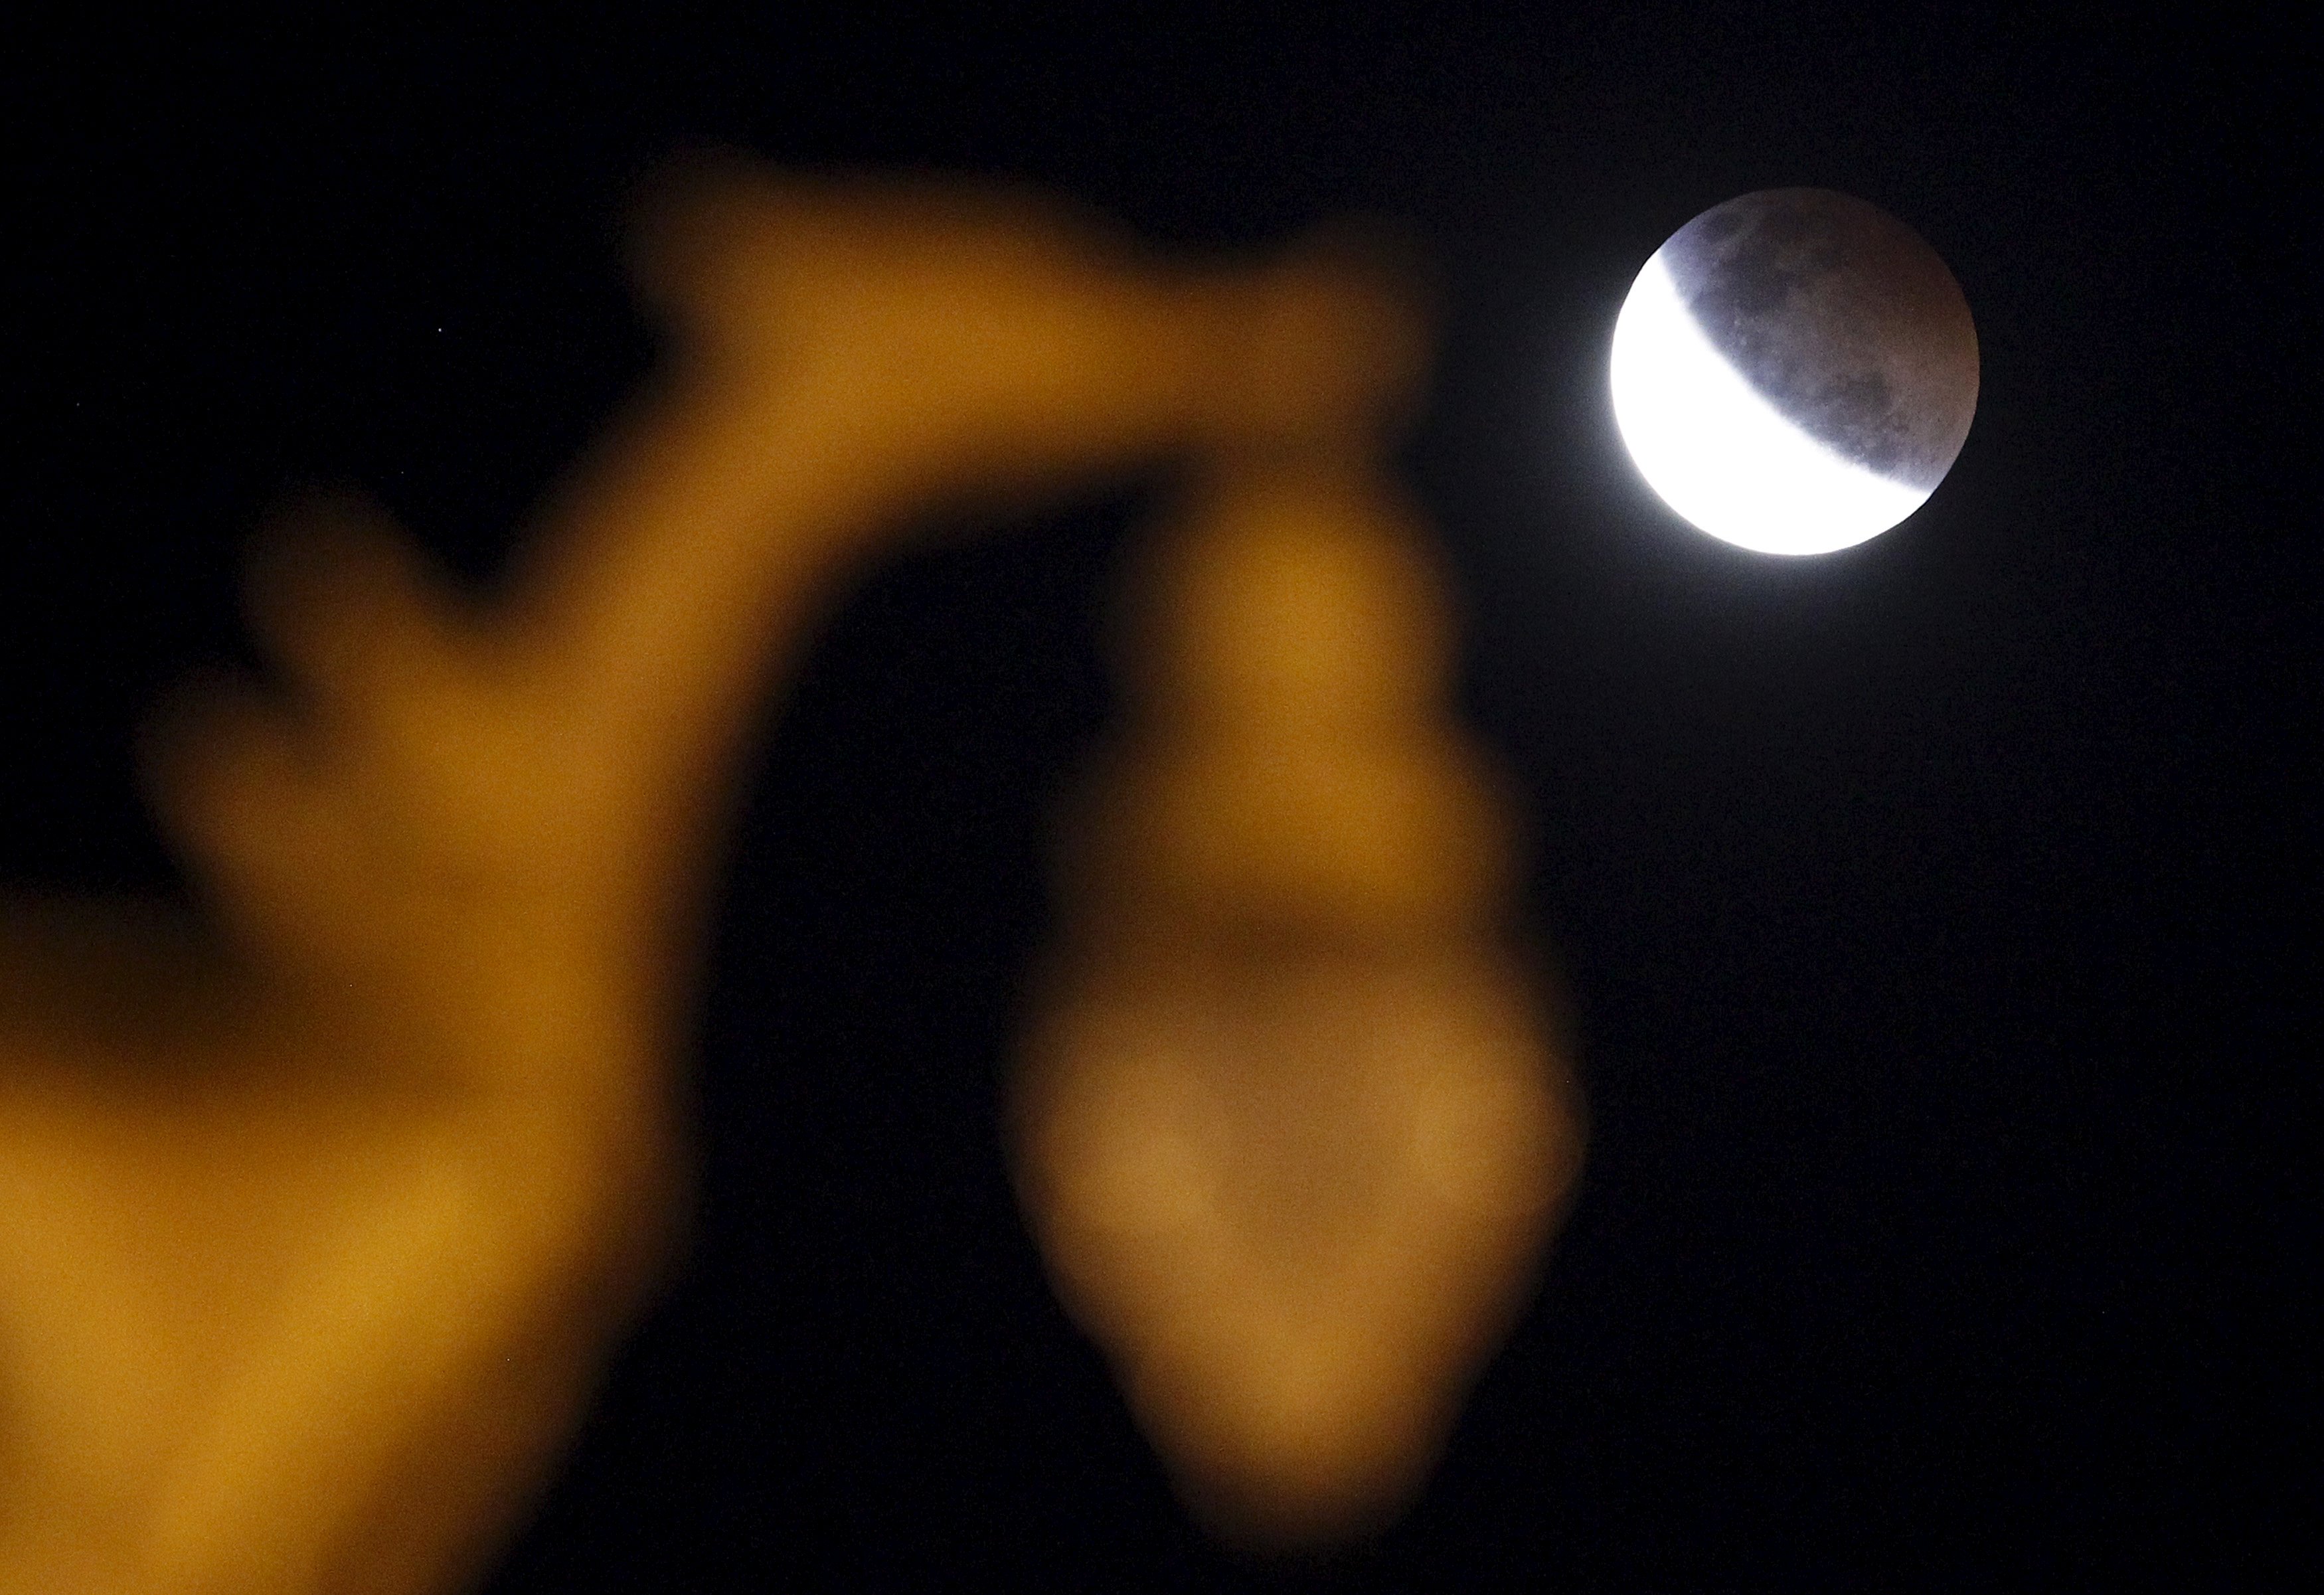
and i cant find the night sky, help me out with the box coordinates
[2,7,2308,1587]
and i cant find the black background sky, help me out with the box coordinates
[1,5,2311,1588]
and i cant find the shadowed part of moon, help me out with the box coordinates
[1661,189,1978,489]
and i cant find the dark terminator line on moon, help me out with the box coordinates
[1663,188,1979,491]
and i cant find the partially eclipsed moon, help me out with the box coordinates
[1610,188,1979,556]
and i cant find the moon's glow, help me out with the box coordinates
[1611,252,1929,556]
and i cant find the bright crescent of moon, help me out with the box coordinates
[1610,253,1930,556]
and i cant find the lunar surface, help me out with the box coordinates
[1611,187,1979,554]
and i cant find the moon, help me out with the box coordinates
[1610,189,1979,556]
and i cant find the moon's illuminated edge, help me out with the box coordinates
[1610,252,1930,556]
